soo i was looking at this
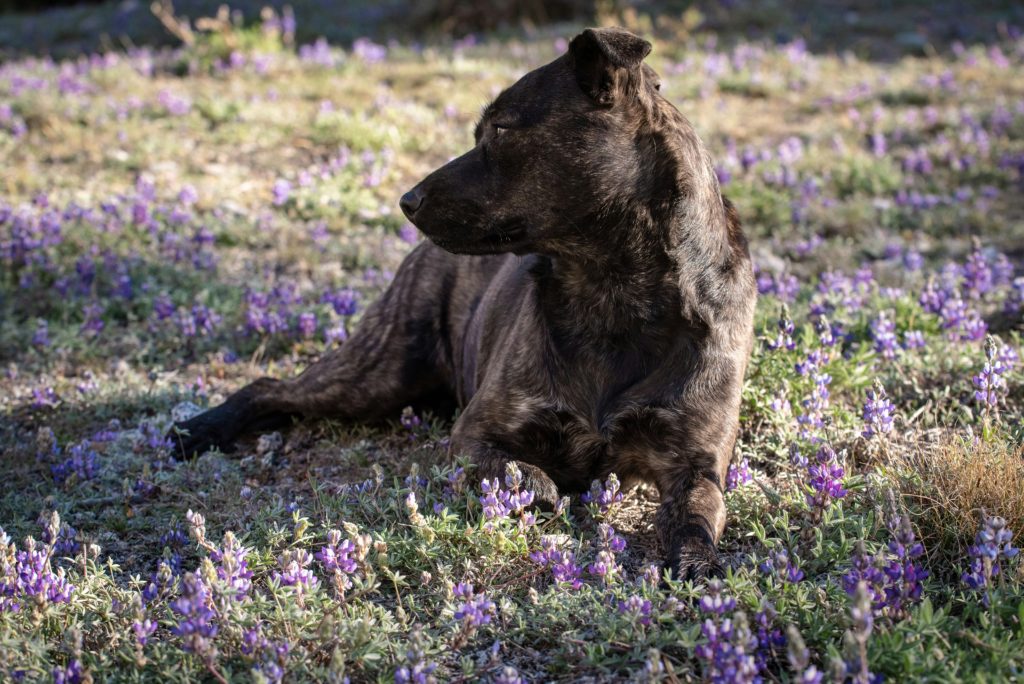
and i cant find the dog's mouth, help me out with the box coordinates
[427,222,530,255]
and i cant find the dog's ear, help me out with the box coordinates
[569,27,652,106]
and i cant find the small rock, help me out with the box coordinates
[171,401,204,423]
[257,431,284,456]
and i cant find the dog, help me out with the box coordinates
[170,27,756,579]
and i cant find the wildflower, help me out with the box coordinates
[973,336,1010,409]
[844,517,928,621]
[51,440,98,486]
[478,462,536,530]
[726,457,753,491]
[452,582,495,629]
[766,308,796,351]
[587,524,626,584]
[297,311,317,339]
[805,445,847,515]
[271,179,291,206]
[32,319,49,347]
[902,330,925,349]
[210,531,253,603]
[394,625,437,683]
[845,583,876,684]
[786,625,823,684]
[962,514,1019,604]
[170,572,217,656]
[962,247,993,298]
[759,548,804,583]
[870,312,899,360]
[695,580,761,682]
[797,367,832,440]
[51,659,84,684]
[273,549,319,596]
[617,595,653,626]
[861,382,895,439]
[530,536,583,590]
[581,473,623,515]
[814,316,840,347]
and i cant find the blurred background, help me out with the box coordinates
[2,0,1023,60]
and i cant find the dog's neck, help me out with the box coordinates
[533,186,743,349]
[538,229,677,338]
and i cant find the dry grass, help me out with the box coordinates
[892,435,1024,575]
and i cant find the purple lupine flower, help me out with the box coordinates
[786,625,823,683]
[478,462,537,530]
[1005,277,1024,314]
[170,572,217,656]
[766,309,796,351]
[142,559,178,604]
[210,532,252,603]
[752,600,785,672]
[844,517,928,621]
[530,536,582,590]
[695,580,761,682]
[797,367,832,440]
[617,595,653,626]
[273,549,319,596]
[0,528,75,613]
[352,37,387,63]
[32,386,59,409]
[861,383,895,439]
[581,473,624,514]
[322,288,359,316]
[79,301,105,335]
[51,659,84,684]
[973,336,1010,409]
[902,250,924,272]
[271,179,291,206]
[759,548,804,583]
[939,296,987,342]
[902,330,925,349]
[814,316,840,348]
[452,582,495,628]
[846,582,876,684]
[316,529,358,574]
[870,312,899,360]
[133,616,157,646]
[394,625,437,684]
[962,514,1019,604]
[587,524,625,583]
[805,445,846,515]
[297,311,317,339]
[726,457,753,491]
[32,320,49,347]
[153,294,175,320]
[51,440,98,485]
[962,247,993,299]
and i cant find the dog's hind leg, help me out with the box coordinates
[169,243,455,458]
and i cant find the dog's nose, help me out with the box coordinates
[400,188,425,219]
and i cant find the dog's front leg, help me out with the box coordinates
[655,456,729,581]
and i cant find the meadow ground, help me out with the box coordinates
[1,2,1024,682]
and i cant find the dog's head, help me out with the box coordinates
[400,27,679,257]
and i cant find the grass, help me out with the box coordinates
[1,1,1024,682]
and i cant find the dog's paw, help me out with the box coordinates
[517,462,561,513]
[166,409,236,459]
[667,539,725,582]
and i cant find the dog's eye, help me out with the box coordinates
[493,124,509,137]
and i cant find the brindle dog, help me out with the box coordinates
[170,27,756,579]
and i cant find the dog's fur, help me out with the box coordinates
[170,28,756,579]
